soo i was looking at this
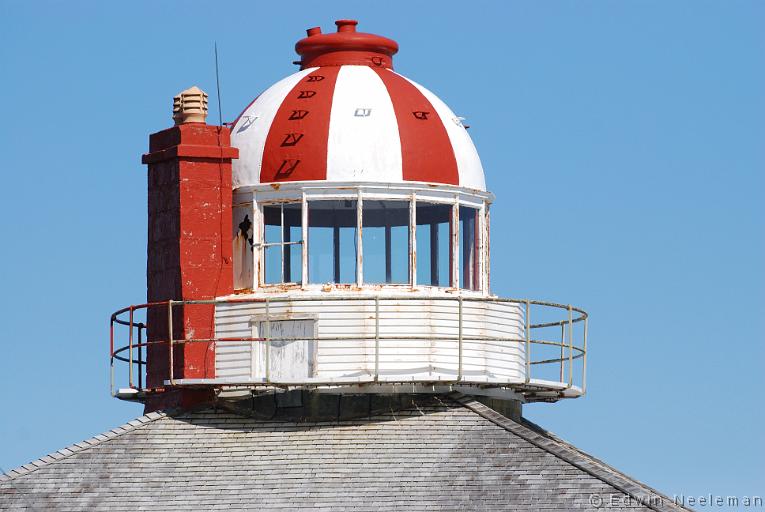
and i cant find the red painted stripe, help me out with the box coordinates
[374,69,458,185]
[260,67,340,182]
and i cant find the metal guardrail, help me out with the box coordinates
[110,296,587,401]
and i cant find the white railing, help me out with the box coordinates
[110,296,587,402]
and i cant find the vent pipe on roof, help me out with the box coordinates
[173,86,208,125]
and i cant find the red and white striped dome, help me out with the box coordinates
[231,20,486,191]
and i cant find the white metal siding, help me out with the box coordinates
[214,298,525,385]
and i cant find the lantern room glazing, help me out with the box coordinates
[233,183,492,294]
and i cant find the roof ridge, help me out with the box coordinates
[0,410,168,482]
[448,393,691,512]
[518,415,687,509]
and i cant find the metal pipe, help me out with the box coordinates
[265,298,271,384]
[110,299,173,318]
[128,306,134,389]
[160,334,541,345]
[582,316,588,394]
[559,323,565,383]
[410,193,416,287]
[524,300,530,384]
[478,203,486,292]
[568,304,574,388]
[110,297,587,318]
[138,324,143,391]
[484,206,490,292]
[356,190,363,286]
[110,317,115,397]
[374,296,380,382]
[301,192,308,287]
[254,201,264,287]
[457,296,463,381]
[113,338,574,364]
[168,301,175,385]
[280,203,286,284]
[451,197,459,288]
[530,354,584,366]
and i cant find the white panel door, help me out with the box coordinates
[253,319,316,381]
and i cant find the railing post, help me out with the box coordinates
[138,322,146,389]
[374,297,380,382]
[457,296,463,381]
[559,323,565,383]
[568,305,574,388]
[138,324,143,391]
[356,190,363,286]
[265,298,271,384]
[280,204,285,284]
[168,301,175,385]
[524,300,530,384]
[582,316,588,394]
[128,306,134,389]
[409,193,417,287]
[301,192,308,288]
[110,317,115,397]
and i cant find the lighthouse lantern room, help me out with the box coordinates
[111,20,588,412]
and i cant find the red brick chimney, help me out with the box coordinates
[141,86,238,412]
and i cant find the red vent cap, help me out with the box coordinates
[295,19,399,70]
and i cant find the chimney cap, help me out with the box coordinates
[173,86,208,125]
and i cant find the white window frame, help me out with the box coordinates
[257,201,304,286]
[242,183,492,295]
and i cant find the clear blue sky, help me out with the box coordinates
[1,1,763,506]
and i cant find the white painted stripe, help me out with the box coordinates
[326,66,403,182]
[231,67,317,188]
[399,74,486,191]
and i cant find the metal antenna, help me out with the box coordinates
[214,42,223,126]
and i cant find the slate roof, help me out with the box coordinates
[0,394,691,511]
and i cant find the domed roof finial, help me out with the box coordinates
[173,86,208,125]
[335,19,358,32]
[295,19,399,70]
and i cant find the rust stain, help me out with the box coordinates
[255,257,261,286]
[262,283,301,292]
[411,250,417,285]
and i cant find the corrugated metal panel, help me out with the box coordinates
[214,298,525,384]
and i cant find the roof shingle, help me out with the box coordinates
[0,394,691,511]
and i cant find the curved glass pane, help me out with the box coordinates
[459,206,479,290]
[362,200,409,284]
[308,200,357,284]
[416,203,452,287]
[262,203,302,284]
